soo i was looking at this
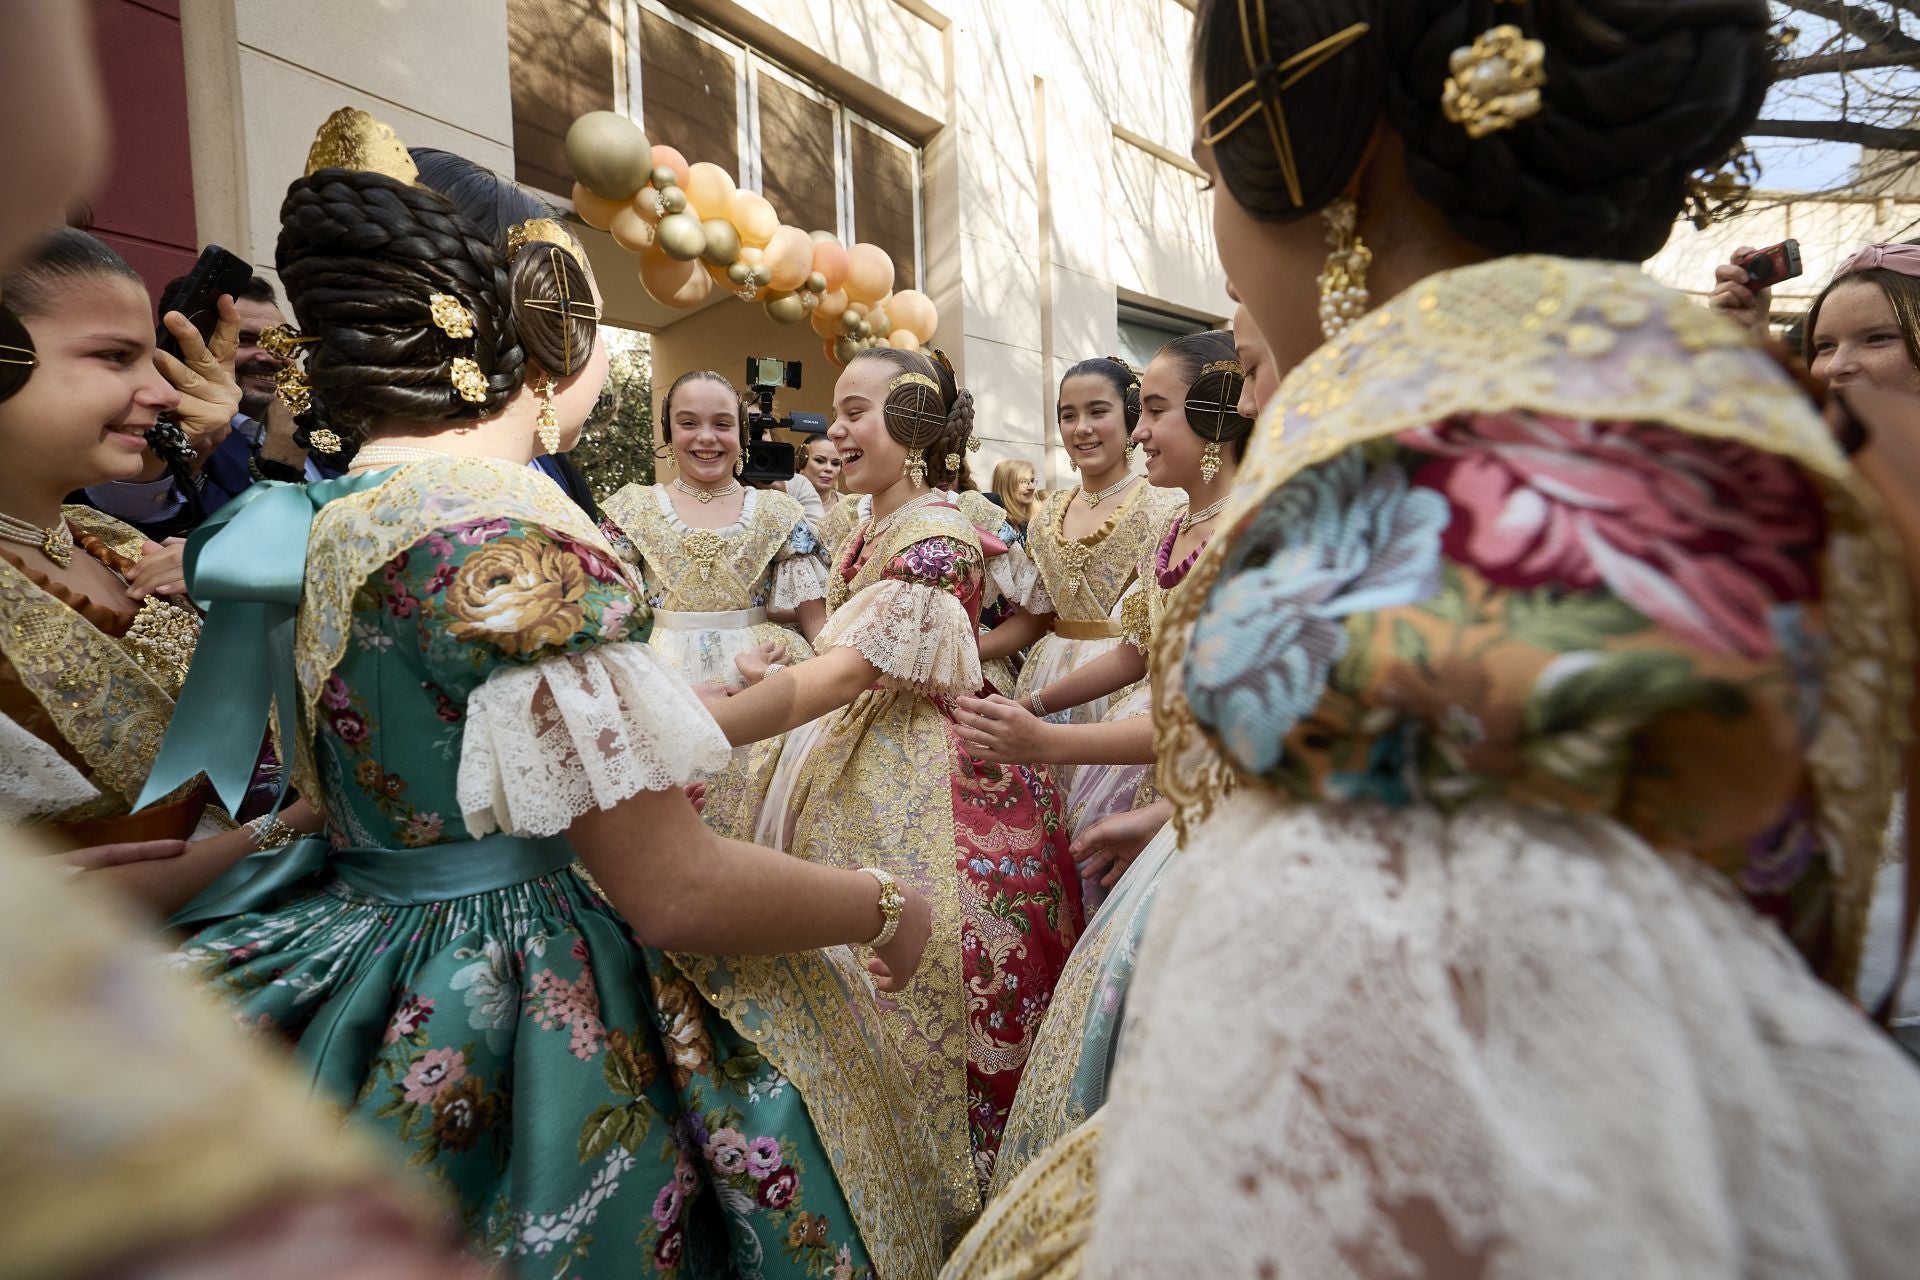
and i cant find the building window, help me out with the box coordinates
[635,2,744,181]
[849,118,922,291]
[752,64,839,240]
[507,0,621,198]
[1116,301,1210,370]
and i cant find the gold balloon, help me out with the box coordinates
[764,290,807,325]
[700,218,741,267]
[685,163,737,221]
[566,111,652,200]
[805,271,828,294]
[809,290,849,338]
[660,186,688,215]
[728,191,779,247]
[639,250,712,309]
[844,243,894,303]
[832,336,859,365]
[764,225,814,292]
[610,203,657,253]
[655,212,708,261]
[839,310,863,336]
[571,183,624,232]
[726,261,753,285]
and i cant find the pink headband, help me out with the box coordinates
[1832,243,1920,283]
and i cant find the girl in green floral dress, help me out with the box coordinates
[146,113,944,1280]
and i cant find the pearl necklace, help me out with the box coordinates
[1082,474,1137,509]
[675,477,740,505]
[351,444,459,471]
[1181,494,1230,534]
[0,510,74,567]
[868,492,941,539]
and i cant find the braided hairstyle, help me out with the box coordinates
[1195,0,1774,262]
[1160,330,1253,461]
[849,346,976,490]
[275,149,597,450]
[1060,356,1143,432]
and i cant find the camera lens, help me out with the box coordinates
[1745,255,1775,285]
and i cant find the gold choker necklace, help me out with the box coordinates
[675,478,740,505]
[1182,495,1230,533]
[1082,474,1137,508]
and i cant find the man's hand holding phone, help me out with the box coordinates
[154,294,242,458]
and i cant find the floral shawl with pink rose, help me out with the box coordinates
[1156,255,1909,991]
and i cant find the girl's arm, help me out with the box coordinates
[1021,642,1146,717]
[85,798,324,919]
[951,696,1155,766]
[980,609,1053,661]
[709,645,878,746]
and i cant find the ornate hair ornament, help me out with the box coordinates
[259,324,322,432]
[303,107,419,185]
[518,245,603,376]
[1683,143,1760,231]
[1441,3,1547,140]
[886,370,946,488]
[428,293,475,339]
[1186,358,1247,484]
[1196,1,1371,208]
[507,217,587,271]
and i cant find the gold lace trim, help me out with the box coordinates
[1150,256,1908,988]
[0,510,192,810]
[670,949,947,1278]
[1028,483,1183,621]
[602,484,805,611]
[941,1115,1101,1280]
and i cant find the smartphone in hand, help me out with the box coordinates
[155,244,252,359]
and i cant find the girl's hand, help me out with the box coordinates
[1071,802,1169,888]
[128,537,189,598]
[733,641,789,687]
[1707,247,1771,340]
[866,881,932,993]
[953,693,1055,764]
[64,838,188,872]
[684,782,708,814]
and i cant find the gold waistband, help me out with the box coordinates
[1053,618,1123,641]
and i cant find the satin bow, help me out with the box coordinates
[135,471,387,815]
[1832,242,1920,283]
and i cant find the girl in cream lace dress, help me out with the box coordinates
[601,370,827,840]
[948,5,1920,1277]
[708,348,1083,1242]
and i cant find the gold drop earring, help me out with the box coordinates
[535,376,561,454]
[1200,437,1223,484]
[1316,196,1371,341]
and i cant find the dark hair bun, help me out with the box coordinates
[510,246,596,380]
[275,169,525,441]
[1197,0,1774,261]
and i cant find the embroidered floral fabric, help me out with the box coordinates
[173,507,902,1280]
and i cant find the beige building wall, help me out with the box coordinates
[179,0,1230,492]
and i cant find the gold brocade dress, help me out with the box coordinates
[945,256,1920,1280]
[1012,483,1185,789]
[0,506,215,846]
[600,483,827,841]
[766,498,1083,1243]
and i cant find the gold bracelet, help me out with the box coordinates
[247,814,300,851]
[861,866,905,947]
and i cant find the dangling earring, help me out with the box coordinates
[535,376,561,454]
[903,449,929,488]
[733,456,744,479]
[1316,196,1371,341]
[1125,439,1138,460]
[1200,439,1223,484]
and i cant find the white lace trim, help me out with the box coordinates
[1086,792,1920,1280]
[457,641,733,837]
[0,712,101,823]
[995,541,1051,612]
[814,577,982,698]
[769,552,829,611]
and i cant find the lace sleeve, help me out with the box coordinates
[814,578,983,697]
[456,640,733,837]
[994,541,1051,613]
[769,518,829,609]
[0,712,101,823]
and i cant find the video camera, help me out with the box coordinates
[740,357,828,484]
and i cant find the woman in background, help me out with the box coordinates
[991,457,1036,534]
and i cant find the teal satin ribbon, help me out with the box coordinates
[170,830,577,929]
[135,471,389,815]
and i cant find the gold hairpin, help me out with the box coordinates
[519,246,602,376]
[0,344,34,369]
[1441,21,1546,139]
[274,364,313,414]
[258,324,317,361]
[449,357,487,404]
[307,428,343,454]
[303,107,419,185]
[507,218,586,271]
[428,293,475,339]
[1197,4,1372,208]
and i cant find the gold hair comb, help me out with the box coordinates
[507,218,587,271]
[303,107,419,184]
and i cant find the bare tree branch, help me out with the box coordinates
[1781,0,1920,49]
[1751,117,1920,149]
[1777,47,1920,76]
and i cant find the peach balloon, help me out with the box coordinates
[685,163,736,221]
[888,289,938,343]
[844,243,894,304]
[888,328,920,352]
[728,191,779,247]
[764,225,814,292]
[609,203,656,254]
[809,289,849,338]
[822,336,848,369]
[651,144,691,190]
[810,240,851,293]
[639,250,712,310]
[571,183,624,232]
